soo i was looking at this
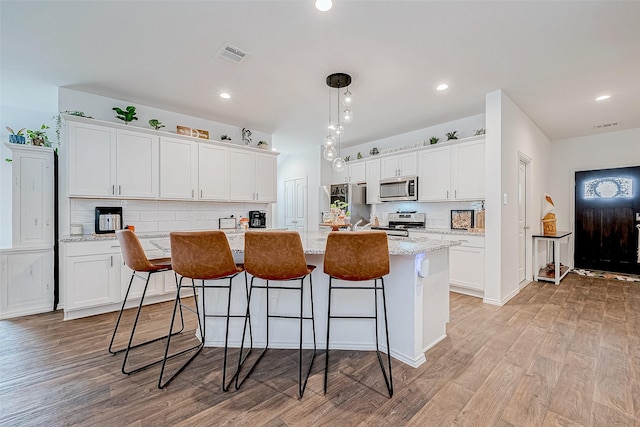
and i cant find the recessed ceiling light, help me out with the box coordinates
[220,92,231,99]
[596,95,610,101]
[436,83,449,91]
[315,0,332,11]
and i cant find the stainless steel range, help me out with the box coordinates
[372,212,426,237]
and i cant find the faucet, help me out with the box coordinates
[350,220,372,231]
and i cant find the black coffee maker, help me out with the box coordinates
[249,210,266,228]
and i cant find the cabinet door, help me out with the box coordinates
[0,251,53,318]
[380,156,399,179]
[65,253,120,310]
[199,144,230,200]
[449,246,485,291]
[68,121,117,197]
[160,137,198,199]
[452,140,485,200]
[229,150,255,201]
[366,159,381,204]
[13,151,54,247]
[418,147,451,201]
[398,152,418,177]
[255,153,277,202]
[348,162,366,183]
[116,130,159,198]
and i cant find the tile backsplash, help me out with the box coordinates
[70,198,269,235]
[371,200,484,229]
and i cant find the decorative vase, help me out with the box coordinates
[9,135,26,144]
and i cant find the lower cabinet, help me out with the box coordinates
[0,249,54,319]
[448,235,485,295]
[62,238,180,319]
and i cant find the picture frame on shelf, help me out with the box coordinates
[451,210,474,230]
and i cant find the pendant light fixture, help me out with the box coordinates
[323,73,353,171]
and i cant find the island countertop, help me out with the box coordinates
[149,230,460,256]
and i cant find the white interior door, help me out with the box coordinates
[284,177,307,232]
[518,159,527,285]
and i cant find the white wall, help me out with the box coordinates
[485,90,551,305]
[550,127,640,265]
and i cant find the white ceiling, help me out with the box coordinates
[2,1,639,151]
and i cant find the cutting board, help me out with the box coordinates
[475,210,485,230]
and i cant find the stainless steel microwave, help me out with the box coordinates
[379,176,418,201]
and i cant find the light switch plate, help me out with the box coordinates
[503,193,508,205]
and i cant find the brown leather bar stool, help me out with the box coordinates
[158,230,252,391]
[109,229,181,375]
[235,231,317,398]
[323,231,393,397]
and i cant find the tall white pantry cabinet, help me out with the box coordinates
[0,144,55,319]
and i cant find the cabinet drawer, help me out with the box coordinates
[444,234,484,248]
[64,240,122,257]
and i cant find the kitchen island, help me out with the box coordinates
[153,231,459,368]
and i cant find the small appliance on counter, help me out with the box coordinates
[219,217,237,230]
[95,207,123,234]
[372,212,426,237]
[248,210,267,228]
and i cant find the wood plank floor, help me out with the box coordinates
[1,273,639,426]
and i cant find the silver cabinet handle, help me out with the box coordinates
[200,190,203,198]
[119,185,122,195]
[112,185,115,195]
[446,190,449,199]
[454,190,457,198]
[110,256,113,267]
[192,189,194,198]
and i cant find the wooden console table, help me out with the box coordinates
[533,231,572,284]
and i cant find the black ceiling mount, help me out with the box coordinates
[326,73,351,88]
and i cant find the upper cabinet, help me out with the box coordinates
[229,150,276,202]
[366,158,381,204]
[418,139,485,202]
[6,144,54,248]
[333,161,366,184]
[64,117,277,203]
[68,121,158,198]
[380,152,418,179]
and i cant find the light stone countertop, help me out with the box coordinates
[149,231,460,256]
[410,228,485,237]
[59,228,284,243]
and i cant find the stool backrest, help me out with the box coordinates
[116,229,155,272]
[324,231,390,281]
[244,231,310,280]
[170,231,240,279]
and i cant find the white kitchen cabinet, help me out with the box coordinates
[120,248,165,300]
[63,241,121,311]
[68,121,117,197]
[348,162,366,183]
[366,158,381,204]
[68,122,159,199]
[418,146,451,201]
[380,152,418,179]
[115,130,159,198]
[451,140,485,200]
[5,144,54,248]
[159,137,198,200]
[418,139,485,202]
[199,144,230,200]
[229,149,276,202]
[0,249,54,319]
[448,235,485,294]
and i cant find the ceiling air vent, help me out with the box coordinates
[216,44,248,66]
[593,121,620,129]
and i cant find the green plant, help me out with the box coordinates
[6,127,25,136]
[221,134,231,141]
[445,131,458,140]
[357,152,363,159]
[53,111,92,146]
[344,155,350,162]
[474,128,486,136]
[26,124,51,147]
[429,136,439,145]
[5,158,12,163]
[148,119,165,130]
[112,106,138,124]
[258,140,268,146]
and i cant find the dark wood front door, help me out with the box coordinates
[575,166,640,274]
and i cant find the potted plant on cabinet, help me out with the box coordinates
[445,131,458,140]
[6,127,26,144]
[257,140,269,150]
[112,106,138,124]
[26,124,51,147]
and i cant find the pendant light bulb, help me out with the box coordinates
[324,135,336,147]
[332,157,346,172]
[342,108,353,124]
[315,0,332,12]
[333,123,344,135]
[323,146,337,161]
[343,89,352,106]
